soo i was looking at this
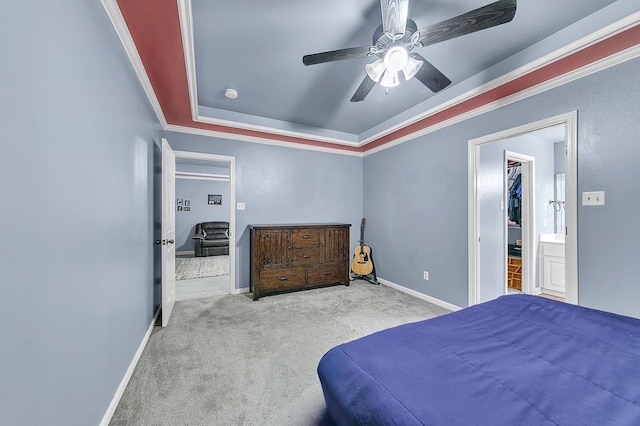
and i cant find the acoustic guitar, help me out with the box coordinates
[351,218,374,276]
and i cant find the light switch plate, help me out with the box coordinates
[582,191,605,206]
[237,202,245,210]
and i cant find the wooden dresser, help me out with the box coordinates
[249,223,351,300]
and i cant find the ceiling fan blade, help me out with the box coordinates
[418,0,517,47]
[350,75,377,102]
[303,46,372,66]
[380,0,409,39]
[410,53,451,93]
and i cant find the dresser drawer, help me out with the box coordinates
[307,264,347,286]
[291,247,320,266]
[259,267,305,290]
[292,228,320,247]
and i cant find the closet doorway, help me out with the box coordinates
[504,152,534,296]
[173,150,236,301]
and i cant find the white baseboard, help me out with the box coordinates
[99,309,160,426]
[233,286,250,294]
[378,278,462,312]
[540,288,565,298]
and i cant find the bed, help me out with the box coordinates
[317,294,640,425]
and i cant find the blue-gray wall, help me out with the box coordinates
[478,134,556,302]
[175,176,231,251]
[0,1,161,425]
[164,133,364,290]
[364,57,640,318]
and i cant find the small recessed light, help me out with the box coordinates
[224,88,238,99]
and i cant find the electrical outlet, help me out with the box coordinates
[582,191,605,206]
[423,271,429,281]
[237,202,245,210]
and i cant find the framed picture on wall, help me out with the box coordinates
[184,206,191,212]
[184,200,190,207]
[177,206,183,212]
[177,198,183,206]
[208,194,222,205]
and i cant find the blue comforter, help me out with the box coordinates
[317,295,640,425]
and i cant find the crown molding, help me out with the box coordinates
[177,0,199,122]
[194,113,360,147]
[164,124,364,157]
[101,0,167,127]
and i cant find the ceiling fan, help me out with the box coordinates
[302,0,517,102]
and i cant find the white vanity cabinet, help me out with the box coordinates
[539,237,565,295]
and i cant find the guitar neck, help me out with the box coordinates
[359,218,367,248]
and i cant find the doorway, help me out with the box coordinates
[504,152,534,296]
[173,150,236,301]
[468,112,577,306]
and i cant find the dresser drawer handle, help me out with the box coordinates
[323,272,331,276]
[278,276,288,282]
[303,235,311,239]
[302,255,310,259]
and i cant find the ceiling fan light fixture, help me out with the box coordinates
[365,59,385,83]
[383,46,408,73]
[303,0,518,103]
[380,70,400,88]
[402,55,423,81]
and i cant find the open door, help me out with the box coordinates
[161,138,176,327]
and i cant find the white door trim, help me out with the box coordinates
[504,151,535,296]
[173,150,237,295]
[468,111,578,306]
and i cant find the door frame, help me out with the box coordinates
[468,111,578,306]
[173,150,237,295]
[504,151,535,296]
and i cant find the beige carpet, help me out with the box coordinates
[175,255,229,280]
[110,281,450,426]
